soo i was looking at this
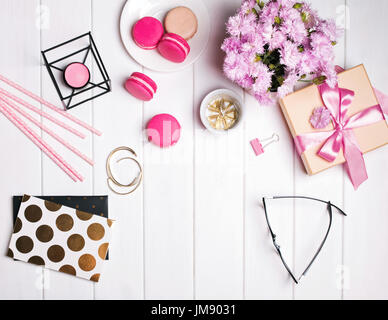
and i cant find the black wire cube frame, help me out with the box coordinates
[41,32,111,110]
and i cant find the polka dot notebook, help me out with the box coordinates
[7,195,115,283]
[12,195,109,260]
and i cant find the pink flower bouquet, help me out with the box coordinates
[221,0,342,105]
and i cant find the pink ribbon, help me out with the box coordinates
[335,65,388,117]
[374,88,388,118]
[294,82,385,189]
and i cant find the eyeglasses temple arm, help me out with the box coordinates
[277,248,299,284]
[262,197,276,238]
[271,196,347,216]
[262,197,299,284]
[329,202,347,216]
[299,202,333,281]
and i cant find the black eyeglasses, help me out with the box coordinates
[262,196,347,284]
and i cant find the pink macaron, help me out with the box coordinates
[157,33,190,63]
[146,113,181,148]
[63,62,90,89]
[132,17,164,50]
[125,72,157,101]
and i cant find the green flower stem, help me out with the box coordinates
[262,50,273,64]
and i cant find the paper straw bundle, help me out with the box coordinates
[0,74,102,182]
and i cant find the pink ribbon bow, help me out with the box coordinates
[294,82,386,189]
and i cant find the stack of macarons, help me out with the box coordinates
[131,6,198,63]
[126,7,198,102]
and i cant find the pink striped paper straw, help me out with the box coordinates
[0,100,83,182]
[0,74,102,136]
[0,94,94,166]
[0,87,86,139]
[0,101,83,181]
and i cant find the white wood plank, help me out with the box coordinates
[143,68,194,299]
[244,93,295,299]
[293,0,345,300]
[344,0,388,300]
[40,0,94,299]
[92,0,144,300]
[245,0,346,300]
[0,0,42,300]
[194,0,244,300]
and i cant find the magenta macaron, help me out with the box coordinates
[125,72,157,101]
[132,17,164,50]
[146,113,181,148]
[157,33,190,63]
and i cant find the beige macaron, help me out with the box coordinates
[164,6,198,40]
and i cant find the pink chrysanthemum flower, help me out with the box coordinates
[319,19,343,42]
[223,51,249,82]
[239,0,256,15]
[280,41,301,69]
[269,30,287,50]
[221,37,241,53]
[278,72,300,98]
[250,63,273,98]
[301,3,319,29]
[221,0,341,105]
[259,1,281,24]
[237,75,255,90]
[319,64,338,88]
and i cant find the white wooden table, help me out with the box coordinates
[0,0,387,300]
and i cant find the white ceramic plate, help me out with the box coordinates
[200,89,244,135]
[120,0,210,72]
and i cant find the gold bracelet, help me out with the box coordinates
[106,146,143,195]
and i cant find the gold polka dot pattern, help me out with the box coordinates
[98,243,109,260]
[8,196,112,283]
[59,265,76,276]
[78,254,96,271]
[90,274,100,282]
[87,223,105,241]
[76,210,93,221]
[67,234,85,252]
[24,205,42,222]
[21,195,30,202]
[28,256,45,266]
[44,200,62,212]
[7,249,14,258]
[14,218,22,233]
[47,245,65,263]
[56,214,74,232]
[16,236,34,253]
[36,225,54,243]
